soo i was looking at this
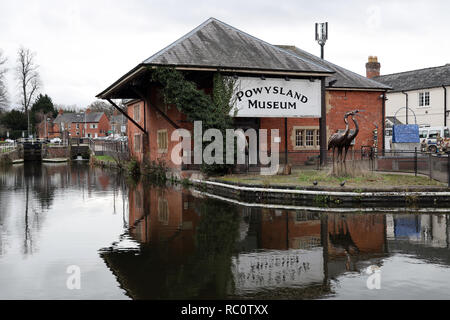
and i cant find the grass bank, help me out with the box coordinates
[216,169,445,189]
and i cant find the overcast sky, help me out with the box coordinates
[1,0,449,109]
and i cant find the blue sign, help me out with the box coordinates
[392,124,419,143]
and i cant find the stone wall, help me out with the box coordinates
[0,148,22,164]
[43,146,70,159]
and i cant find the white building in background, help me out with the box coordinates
[372,64,450,128]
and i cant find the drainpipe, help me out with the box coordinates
[443,85,448,127]
[402,91,409,124]
[382,92,386,154]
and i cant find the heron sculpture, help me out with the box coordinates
[328,110,359,163]
[342,110,360,162]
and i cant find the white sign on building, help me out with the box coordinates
[230,77,322,118]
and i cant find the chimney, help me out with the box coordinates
[366,56,381,78]
[85,108,91,114]
[58,109,64,115]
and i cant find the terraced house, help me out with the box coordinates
[51,108,110,139]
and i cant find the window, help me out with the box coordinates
[295,129,304,147]
[157,130,168,153]
[444,129,450,138]
[68,124,71,129]
[90,124,97,129]
[306,130,315,146]
[419,130,428,139]
[419,92,430,107]
[158,198,169,225]
[133,104,140,122]
[134,134,142,152]
[76,123,80,129]
[429,130,440,139]
[293,127,320,148]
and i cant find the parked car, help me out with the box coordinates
[50,137,62,144]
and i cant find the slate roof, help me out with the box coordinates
[386,116,404,125]
[373,64,450,92]
[142,18,333,74]
[110,114,127,125]
[97,18,335,99]
[277,45,391,90]
[54,112,104,123]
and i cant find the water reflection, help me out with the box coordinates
[1,164,450,299]
[101,181,450,300]
[0,163,129,299]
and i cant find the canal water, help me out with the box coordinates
[1,163,450,300]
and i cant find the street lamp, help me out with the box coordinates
[315,22,328,59]
[46,117,51,140]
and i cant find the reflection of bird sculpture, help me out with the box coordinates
[342,111,360,162]
[328,110,358,163]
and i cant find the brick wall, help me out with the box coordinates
[326,90,383,151]
[125,87,384,169]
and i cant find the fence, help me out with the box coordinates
[89,139,129,161]
[376,150,449,184]
[184,147,450,186]
[0,142,17,154]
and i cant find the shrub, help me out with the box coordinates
[143,159,168,182]
[127,158,141,177]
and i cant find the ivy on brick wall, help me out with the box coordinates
[151,67,235,130]
[151,67,237,175]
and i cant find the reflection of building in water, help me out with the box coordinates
[386,214,450,267]
[259,210,321,250]
[101,192,394,299]
[327,214,386,256]
[386,214,450,249]
[128,184,200,250]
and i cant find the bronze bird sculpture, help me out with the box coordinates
[342,111,360,162]
[328,110,358,163]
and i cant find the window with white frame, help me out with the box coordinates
[90,124,97,129]
[419,92,430,107]
[306,130,315,146]
[157,129,168,153]
[133,104,140,121]
[134,134,142,153]
[294,127,320,148]
[295,129,304,147]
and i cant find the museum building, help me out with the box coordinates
[96,18,390,174]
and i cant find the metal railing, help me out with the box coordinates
[181,148,450,186]
[0,142,17,154]
[89,139,129,161]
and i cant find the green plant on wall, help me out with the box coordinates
[151,67,237,175]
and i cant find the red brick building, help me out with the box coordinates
[47,109,110,139]
[97,18,389,174]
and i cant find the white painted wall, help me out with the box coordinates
[385,86,450,127]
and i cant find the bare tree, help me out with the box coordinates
[0,50,8,111]
[87,100,115,118]
[16,47,40,136]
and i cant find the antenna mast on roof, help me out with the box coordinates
[315,22,328,59]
